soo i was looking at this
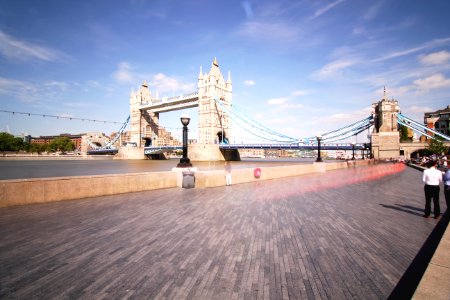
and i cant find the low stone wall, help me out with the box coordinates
[195,160,372,188]
[0,171,177,208]
[0,160,374,208]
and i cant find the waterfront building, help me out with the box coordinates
[31,133,83,150]
[424,105,450,137]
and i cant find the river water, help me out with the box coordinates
[0,156,320,180]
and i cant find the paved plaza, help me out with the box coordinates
[0,164,446,299]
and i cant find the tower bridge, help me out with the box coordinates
[117,58,449,161]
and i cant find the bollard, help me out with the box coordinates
[182,170,195,188]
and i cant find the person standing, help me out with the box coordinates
[224,161,232,186]
[422,160,442,219]
[443,167,450,214]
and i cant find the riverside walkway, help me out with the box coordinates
[0,164,448,299]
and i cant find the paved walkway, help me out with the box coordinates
[0,165,446,299]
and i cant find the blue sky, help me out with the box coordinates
[1,0,449,143]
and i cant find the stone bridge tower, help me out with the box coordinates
[371,92,400,159]
[190,58,234,161]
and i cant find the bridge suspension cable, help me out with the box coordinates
[397,113,450,141]
[214,97,298,143]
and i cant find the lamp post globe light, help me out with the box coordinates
[316,135,323,162]
[351,142,356,160]
[177,114,192,168]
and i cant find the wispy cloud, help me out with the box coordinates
[363,1,384,20]
[0,30,70,63]
[311,59,359,80]
[413,73,450,93]
[419,50,450,65]
[243,80,255,86]
[374,37,450,62]
[112,61,194,94]
[0,76,78,103]
[309,0,347,21]
[241,1,254,19]
[267,97,288,105]
[236,21,302,44]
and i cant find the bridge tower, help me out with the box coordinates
[129,81,159,147]
[190,57,235,161]
[371,92,400,159]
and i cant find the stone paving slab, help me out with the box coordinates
[0,164,446,299]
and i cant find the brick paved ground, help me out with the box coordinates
[0,164,445,299]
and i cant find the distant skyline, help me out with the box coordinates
[1,0,449,143]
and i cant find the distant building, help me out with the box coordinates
[424,105,450,137]
[31,133,83,150]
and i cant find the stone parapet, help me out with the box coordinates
[0,159,375,208]
[0,171,177,208]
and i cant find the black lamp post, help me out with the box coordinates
[177,114,192,168]
[316,135,323,162]
[351,142,356,160]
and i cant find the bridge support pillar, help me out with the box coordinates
[189,144,223,161]
[114,146,147,160]
[371,132,400,160]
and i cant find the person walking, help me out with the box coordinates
[443,167,450,214]
[422,160,442,219]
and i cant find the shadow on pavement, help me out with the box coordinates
[388,212,449,299]
[379,204,423,217]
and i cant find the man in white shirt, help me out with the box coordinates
[422,160,442,219]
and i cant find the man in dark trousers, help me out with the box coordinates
[422,160,442,219]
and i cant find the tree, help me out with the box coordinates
[0,132,26,152]
[48,137,75,153]
[428,137,448,155]
[398,124,412,142]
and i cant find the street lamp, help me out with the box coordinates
[316,135,323,162]
[351,142,356,160]
[177,114,192,168]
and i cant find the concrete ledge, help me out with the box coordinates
[0,171,177,208]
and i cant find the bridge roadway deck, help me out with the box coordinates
[0,166,447,299]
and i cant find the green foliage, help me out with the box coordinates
[0,132,26,152]
[428,137,448,155]
[48,137,75,153]
[398,124,412,142]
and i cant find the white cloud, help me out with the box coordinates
[413,73,450,93]
[309,0,347,20]
[113,62,139,84]
[291,90,310,97]
[374,37,450,62]
[267,97,288,105]
[151,73,195,94]
[420,51,450,65]
[0,30,70,63]
[408,106,434,113]
[112,61,194,94]
[243,80,255,86]
[311,59,358,80]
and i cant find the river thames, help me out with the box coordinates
[0,156,319,180]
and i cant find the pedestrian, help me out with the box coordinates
[443,167,450,214]
[422,160,442,219]
[224,161,232,186]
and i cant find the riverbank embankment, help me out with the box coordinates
[1,160,372,208]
